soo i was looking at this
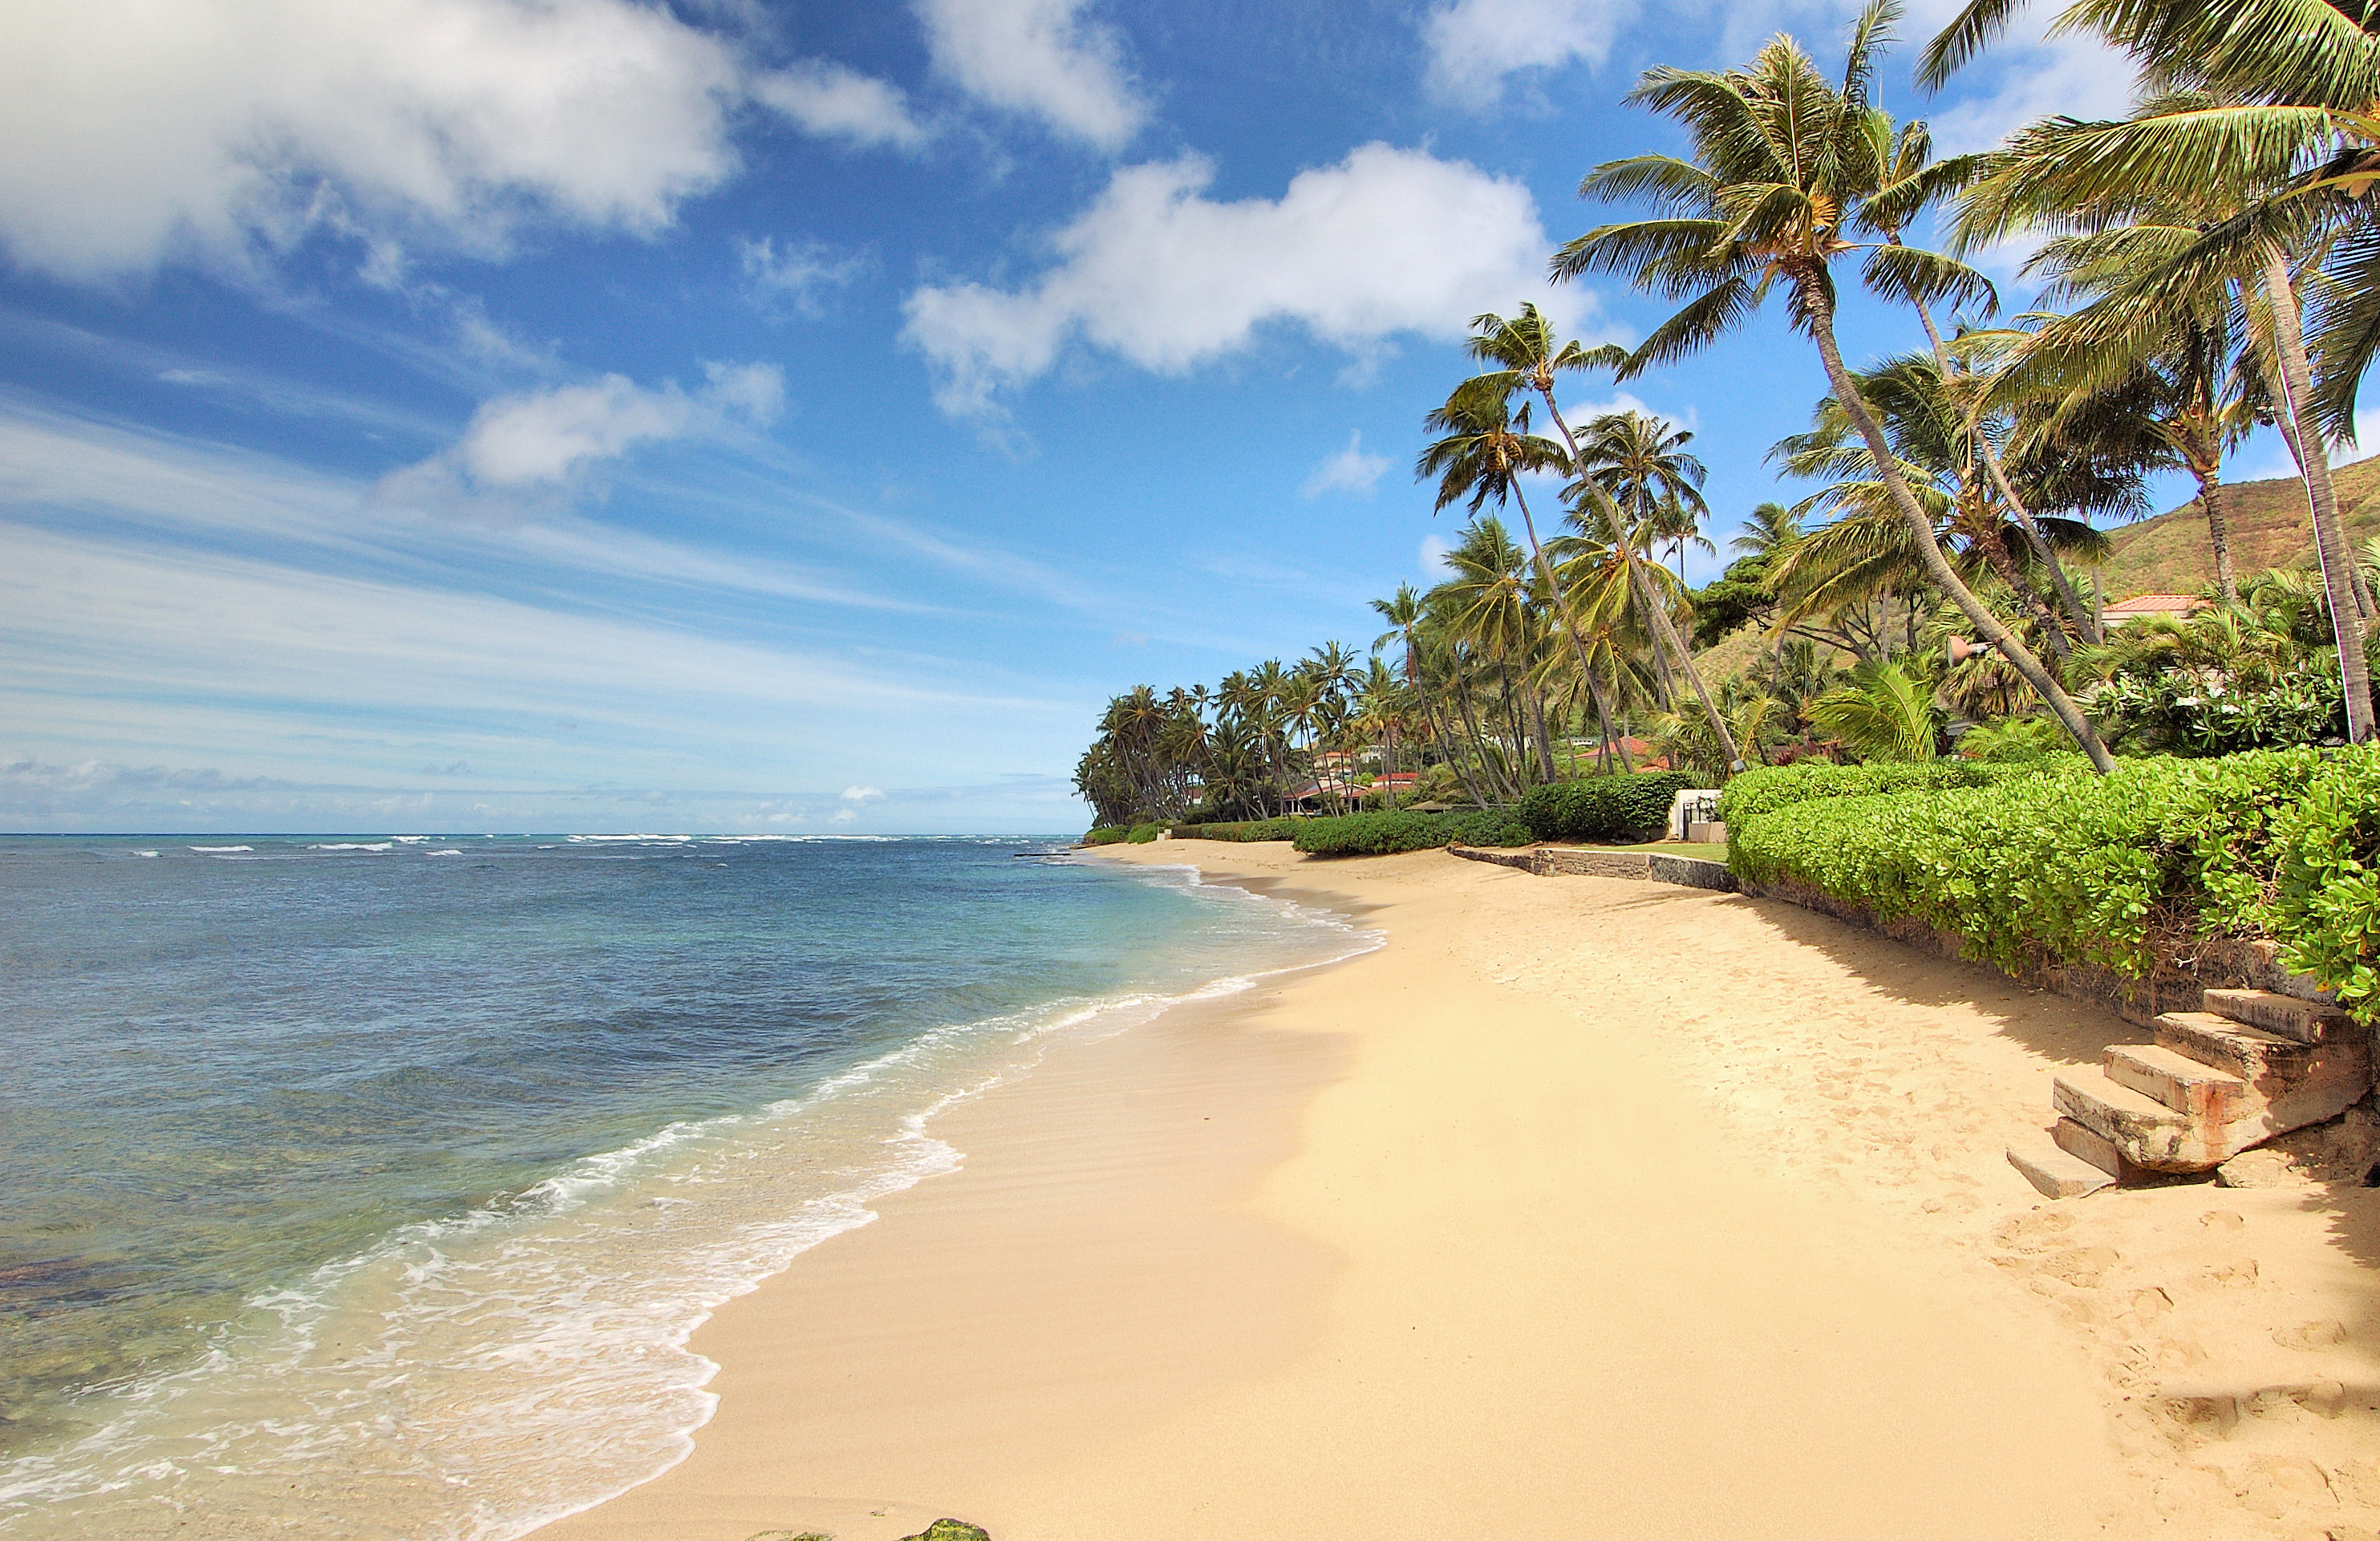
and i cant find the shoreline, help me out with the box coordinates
[540,841,2380,1541]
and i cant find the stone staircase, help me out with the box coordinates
[2009,988,2373,1198]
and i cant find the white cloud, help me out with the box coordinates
[378,363,784,512]
[737,236,866,316]
[915,0,1145,149]
[1303,431,1391,498]
[1420,532,1457,578]
[751,60,930,151]
[903,144,1596,417]
[840,785,885,802]
[0,1,926,282]
[0,0,746,279]
[830,807,858,822]
[1422,0,1634,105]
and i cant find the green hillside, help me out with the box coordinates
[2099,455,2380,598]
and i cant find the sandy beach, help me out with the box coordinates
[540,841,2380,1541]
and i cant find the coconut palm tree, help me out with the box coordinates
[1551,0,2117,769]
[1733,500,1808,558]
[1417,378,1636,777]
[1810,659,1943,760]
[1462,303,1739,768]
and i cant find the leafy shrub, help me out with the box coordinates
[1729,746,2380,1020]
[1291,808,1533,856]
[1717,756,2084,836]
[1083,825,1131,846]
[1171,818,1297,841]
[2091,670,2347,756]
[1125,821,1166,844]
[1518,772,1696,843]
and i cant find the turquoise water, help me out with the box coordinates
[0,834,1364,1539]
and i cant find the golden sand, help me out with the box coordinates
[538,841,2380,1541]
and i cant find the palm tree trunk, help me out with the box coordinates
[1506,480,1636,774]
[1803,284,2115,772]
[1526,687,1557,781]
[2260,245,2375,742]
[2187,451,2239,605]
[1912,298,2102,647]
[1538,395,1745,771]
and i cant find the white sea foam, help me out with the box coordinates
[308,842,394,854]
[132,850,160,858]
[0,862,1378,1541]
[394,836,430,844]
[187,846,251,854]
[427,850,463,858]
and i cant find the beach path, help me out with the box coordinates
[538,841,2373,1541]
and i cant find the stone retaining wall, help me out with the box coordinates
[1737,874,2331,1028]
[1447,844,1738,892]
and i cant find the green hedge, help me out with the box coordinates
[1291,808,1534,856]
[1729,746,2380,1020]
[1171,818,1298,841]
[1083,825,1131,846]
[1518,771,1695,843]
[1717,756,2086,836]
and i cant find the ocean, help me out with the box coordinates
[0,833,1366,1539]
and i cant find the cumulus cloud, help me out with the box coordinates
[1422,0,1633,104]
[0,1,923,281]
[1419,532,1457,578]
[916,0,1145,149]
[903,144,1595,417]
[377,363,784,513]
[737,235,866,316]
[751,59,930,150]
[840,785,885,802]
[1303,431,1391,498]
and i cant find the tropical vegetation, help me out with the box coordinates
[1077,0,2380,857]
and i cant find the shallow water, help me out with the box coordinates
[0,834,1364,1539]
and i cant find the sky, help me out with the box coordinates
[0,0,2166,833]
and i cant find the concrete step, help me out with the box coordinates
[2104,1043,2248,1121]
[2008,1137,2114,1198]
[2159,1009,2374,1143]
[2202,988,2349,1045]
[2052,1069,2229,1172]
[2052,1115,2125,1177]
[2155,1012,2321,1086]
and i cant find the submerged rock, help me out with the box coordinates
[898,1523,991,1541]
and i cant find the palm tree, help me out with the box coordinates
[1733,500,1807,558]
[1462,303,1737,769]
[1417,378,1636,777]
[1551,0,2115,771]
[1810,659,1943,760]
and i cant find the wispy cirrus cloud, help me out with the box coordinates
[1303,431,1390,498]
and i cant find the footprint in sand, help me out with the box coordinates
[2200,1209,2247,1232]
[2273,1320,2350,1351]
[1994,1208,2077,1254]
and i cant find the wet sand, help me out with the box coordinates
[538,841,2380,1541]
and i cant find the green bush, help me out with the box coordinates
[1291,808,1533,856]
[1518,771,1695,843]
[1729,746,2380,1020]
[1124,821,1166,844]
[1083,825,1131,846]
[1717,756,2085,836]
[1171,818,1297,841]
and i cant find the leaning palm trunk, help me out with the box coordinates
[2259,246,2375,741]
[1536,396,1744,769]
[1912,299,2101,647]
[1506,480,1638,774]
[1805,284,2115,771]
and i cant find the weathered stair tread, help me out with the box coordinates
[2155,1012,2311,1085]
[2052,1115,2125,1177]
[2052,1070,2220,1170]
[2202,987,2348,1044]
[2009,1138,2114,1198]
[2104,1042,2247,1117]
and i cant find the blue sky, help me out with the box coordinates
[0,0,2167,833]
